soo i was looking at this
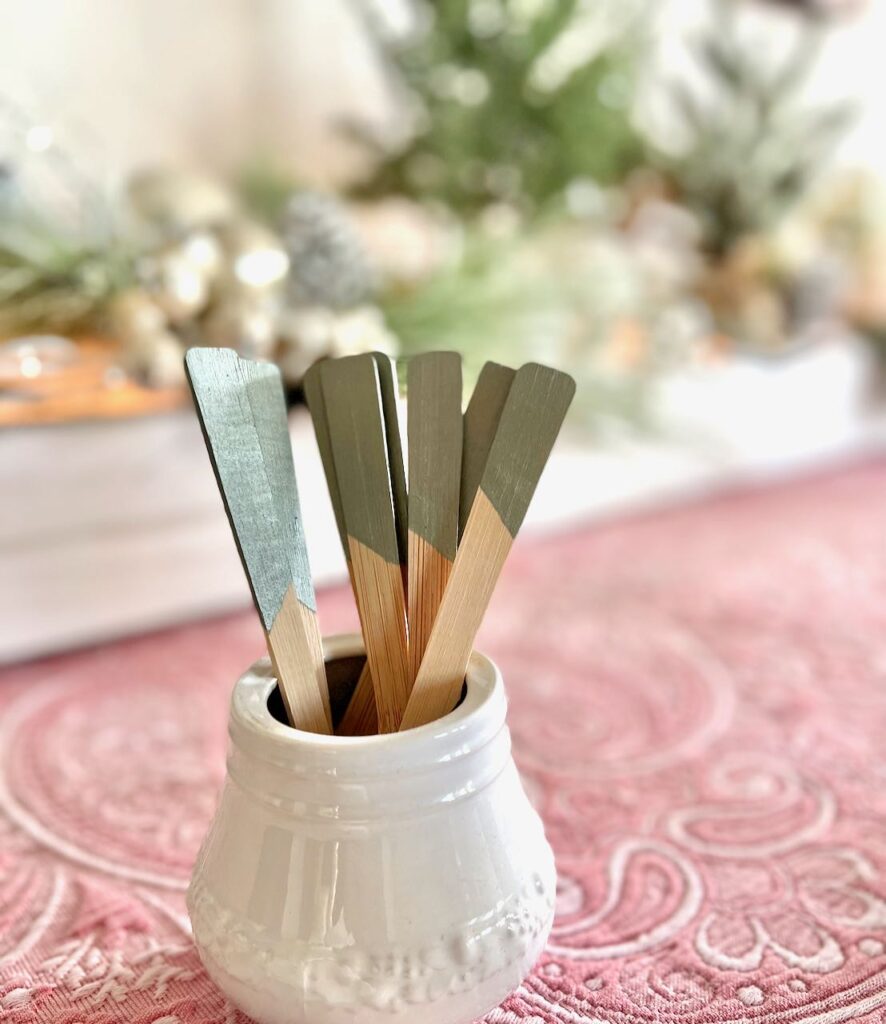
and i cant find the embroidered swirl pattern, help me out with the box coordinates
[2,461,886,1022]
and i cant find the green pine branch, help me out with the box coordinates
[662,2,853,259]
[345,0,647,215]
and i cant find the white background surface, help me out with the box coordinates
[2,0,886,184]
[3,2,886,660]
[2,335,882,663]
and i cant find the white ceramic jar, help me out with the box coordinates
[187,634,556,1024]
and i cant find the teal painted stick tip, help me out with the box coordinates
[185,346,317,627]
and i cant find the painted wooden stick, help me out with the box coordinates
[399,362,575,730]
[303,353,407,734]
[302,360,347,554]
[460,361,515,541]
[337,353,407,734]
[304,354,405,557]
[320,354,411,732]
[407,352,463,682]
[374,353,408,573]
[302,358,376,734]
[185,347,332,734]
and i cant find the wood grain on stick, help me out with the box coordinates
[305,358,380,735]
[185,347,331,734]
[267,586,331,733]
[333,352,407,735]
[407,352,462,682]
[337,662,377,736]
[407,535,452,684]
[348,537,411,732]
[399,492,511,731]
[374,352,408,569]
[305,353,406,734]
[321,354,410,731]
[400,362,575,730]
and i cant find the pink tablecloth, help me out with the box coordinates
[3,460,886,1024]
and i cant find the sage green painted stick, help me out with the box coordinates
[341,352,406,733]
[185,347,332,734]
[303,360,346,550]
[304,355,403,735]
[460,361,515,539]
[374,353,408,570]
[321,354,411,732]
[304,352,406,565]
[407,351,463,682]
[400,362,575,730]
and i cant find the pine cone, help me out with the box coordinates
[282,192,375,310]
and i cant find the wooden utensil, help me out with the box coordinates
[460,361,515,540]
[303,358,373,735]
[320,353,411,732]
[339,353,407,733]
[375,353,409,574]
[303,353,407,735]
[302,359,347,556]
[307,353,405,569]
[407,352,463,682]
[185,347,332,734]
[399,362,575,730]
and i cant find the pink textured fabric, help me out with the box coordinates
[3,460,886,1023]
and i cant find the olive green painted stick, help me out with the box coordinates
[400,362,575,731]
[304,359,376,734]
[338,353,407,734]
[185,347,332,734]
[460,361,515,540]
[303,361,347,553]
[303,353,407,734]
[321,354,411,733]
[407,352,463,683]
[307,353,407,566]
[374,353,408,572]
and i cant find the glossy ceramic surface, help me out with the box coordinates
[187,634,556,1024]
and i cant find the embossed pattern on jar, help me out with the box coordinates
[187,634,557,1024]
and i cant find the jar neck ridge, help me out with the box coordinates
[226,635,511,821]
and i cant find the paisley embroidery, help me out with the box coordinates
[549,840,704,959]
[1,462,886,1022]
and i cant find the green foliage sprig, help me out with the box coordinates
[0,209,133,334]
[663,0,852,259]
[347,0,647,216]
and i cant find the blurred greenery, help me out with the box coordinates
[237,157,302,226]
[383,225,657,430]
[0,210,132,333]
[347,0,646,216]
[662,0,852,259]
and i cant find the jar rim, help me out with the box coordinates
[228,633,507,775]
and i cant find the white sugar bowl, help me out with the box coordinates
[187,633,555,1024]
